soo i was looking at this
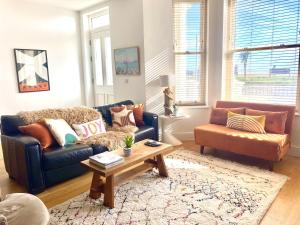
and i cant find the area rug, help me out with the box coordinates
[49,149,288,225]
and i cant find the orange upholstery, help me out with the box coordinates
[195,124,289,161]
[194,101,296,162]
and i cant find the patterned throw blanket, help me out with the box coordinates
[18,107,137,150]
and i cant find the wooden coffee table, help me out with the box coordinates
[81,139,173,208]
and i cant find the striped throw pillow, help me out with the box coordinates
[226,111,266,134]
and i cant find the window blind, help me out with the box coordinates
[226,0,300,105]
[173,0,207,105]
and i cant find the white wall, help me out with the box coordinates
[80,0,146,106]
[142,0,223,139]
[0,0,84,116]
[110,0,146,104]
[143,0,173,114]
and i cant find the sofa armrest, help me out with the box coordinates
[1,135,45,194]
[143,112,159,141]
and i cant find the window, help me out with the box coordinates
[90,8,109,30]
[89,8,113,87]
[173,0,207,105]
[226,0,300,105]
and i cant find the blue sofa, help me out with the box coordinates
[0,100,158,194]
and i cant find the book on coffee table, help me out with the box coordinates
[89,151,124,169]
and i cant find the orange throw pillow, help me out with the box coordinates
[245,109,288,134]
[210,107,245,126]
[18,122,55,149]
[127,104,145,126]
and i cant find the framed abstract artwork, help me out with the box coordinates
[14,49,50,93]
[114,47,140,75]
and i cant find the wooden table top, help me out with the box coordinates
[81,139,173,177]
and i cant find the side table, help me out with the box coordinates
[159,114,190,146]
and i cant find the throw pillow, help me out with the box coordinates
[245,109,288,134]
[210,107,245,125]
[110,106,136,128]
[18,122,55,149]
[72,119,106,139]
[127,104,145,126]
[44,119,79,146]
[226,111,266,134]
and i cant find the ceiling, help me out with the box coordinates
[24,0,107,11]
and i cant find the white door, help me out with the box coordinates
[91,31,114,106]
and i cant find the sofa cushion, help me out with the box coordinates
[42,144,93,170]
[18,122,55,149]
[210,107,245,125]
[227,111,266,134]
[194,124,288,161]
[246,109,288,134]
[135,126,156,142]
[72,119,106,139]
[127,104,145,126]
[94,100,134,126]
[110,106,136,127]
[44,119,79,146]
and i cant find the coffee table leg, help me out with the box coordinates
[104,175,115,208]
[89,173,102,199]
[157,154,168,177]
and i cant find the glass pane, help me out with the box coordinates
[174,1,202,52]
[175,54,202,103]
[93,38,103,86]
[230,48,299,105]
[233,0,300,49]
[91,15,109,29]
[104,36,113,86]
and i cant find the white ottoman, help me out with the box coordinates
[0,193,49,225]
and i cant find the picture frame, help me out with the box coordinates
[114,47,140,75]
[14,48,50,93]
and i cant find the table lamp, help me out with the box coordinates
[160,75,174,116]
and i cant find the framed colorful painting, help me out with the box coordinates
[114,47,140,75]
[14,49,50,93]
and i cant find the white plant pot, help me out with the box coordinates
[123,147,132,157]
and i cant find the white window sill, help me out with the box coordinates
[177,105,211,109]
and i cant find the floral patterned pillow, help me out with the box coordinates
[110,106,136,128]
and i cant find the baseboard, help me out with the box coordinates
[173,131,194,141]
[289,145,300,157]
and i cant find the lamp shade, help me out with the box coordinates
[160,75,170,87]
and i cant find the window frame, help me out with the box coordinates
[225,0,300,107]
[173,0,208,106]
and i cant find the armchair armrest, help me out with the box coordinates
[143,112,159,141]
[1,135,45,194]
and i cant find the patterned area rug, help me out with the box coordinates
[49,149,288,225]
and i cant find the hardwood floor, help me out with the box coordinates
[1,141,300,225]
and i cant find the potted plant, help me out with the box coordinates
[123,136,134,157]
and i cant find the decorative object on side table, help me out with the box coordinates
[114,47,140,75]
[160,74,175,116]
[14,49,50,93]
[123,136,134,157]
